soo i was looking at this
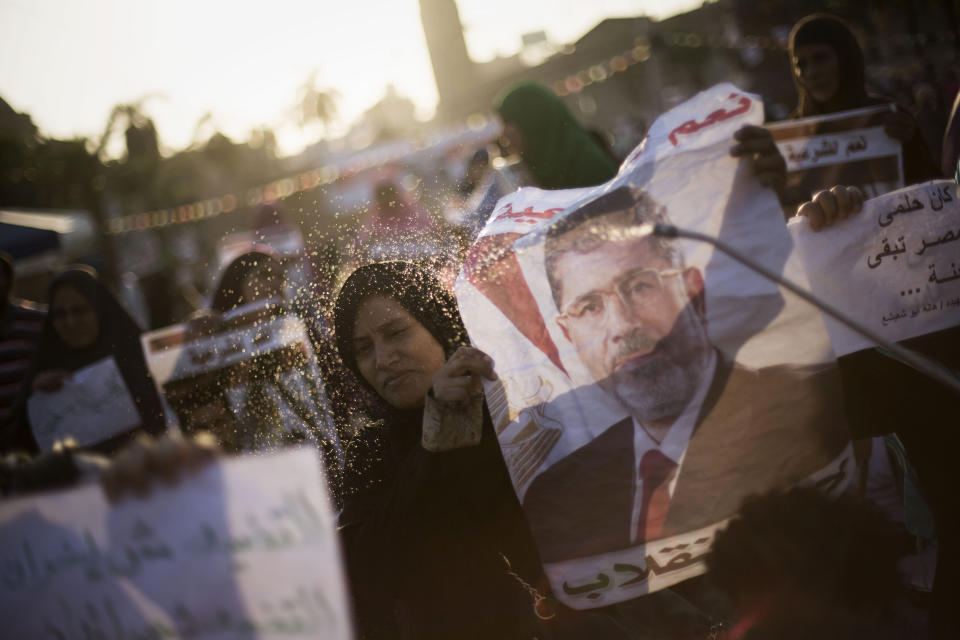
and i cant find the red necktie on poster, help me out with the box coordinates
[638,449,677,542]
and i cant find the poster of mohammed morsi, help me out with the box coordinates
[455,84,855,608]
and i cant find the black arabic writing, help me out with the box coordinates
[867,236,906,269]
[878,194,925,228]
[561,550,708,599]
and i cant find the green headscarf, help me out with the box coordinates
[495,83,617,190]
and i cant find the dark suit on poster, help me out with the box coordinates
[521,359,851,564]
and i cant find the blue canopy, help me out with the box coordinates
[0,221,60,259]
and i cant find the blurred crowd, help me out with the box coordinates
[2,12,960,640]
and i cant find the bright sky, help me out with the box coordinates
[0,0,702,157]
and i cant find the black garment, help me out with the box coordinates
[334,261,546,638]
[787,14,941,187]
[3,267,165,454]
[838,326,960,639]
[339,403,548,639]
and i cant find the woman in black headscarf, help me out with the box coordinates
[3,267,165,454]
[791,19,960,636]
[788,14,941,185]
[333,261,550,640]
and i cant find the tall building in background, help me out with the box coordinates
[419,0,477,121]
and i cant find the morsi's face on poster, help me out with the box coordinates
[545,187,713,426]
[462,87,854,593]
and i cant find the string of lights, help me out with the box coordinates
[110,28,957,235]
[107,148,415,235]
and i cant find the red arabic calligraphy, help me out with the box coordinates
[667,93,752,146]
[492,204,564,226]
[625,139,647,165]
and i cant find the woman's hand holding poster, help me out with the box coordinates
[455,83,856,609]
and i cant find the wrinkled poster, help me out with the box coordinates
[455,84,854,609]
[767,105,903,212]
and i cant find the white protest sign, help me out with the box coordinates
[27,356,141,452]
[0,448,353,639]
[768,105,903,209]
[457,83,854,609]
[789,180,960,356]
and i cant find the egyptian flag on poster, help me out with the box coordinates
[456,84,856,610]
[767,105,903,211]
